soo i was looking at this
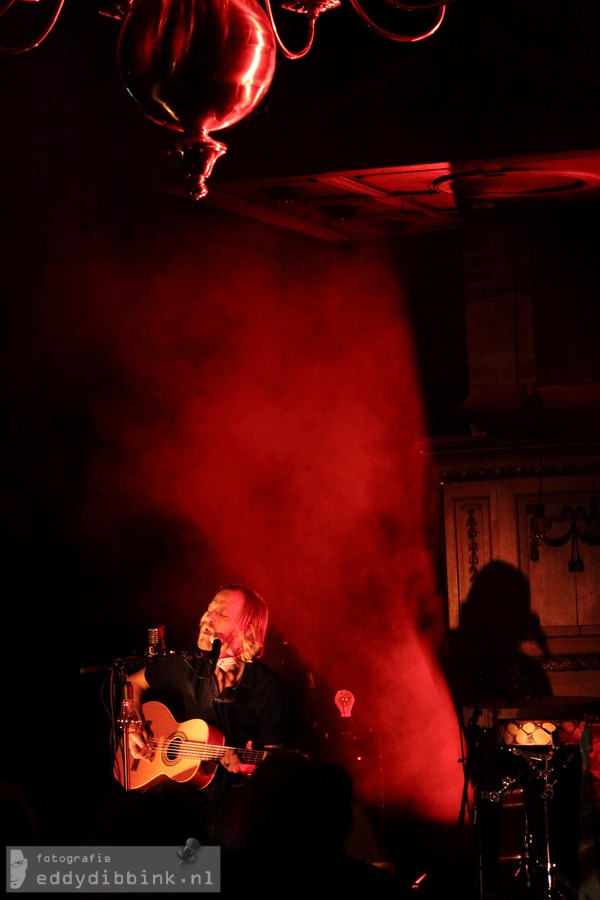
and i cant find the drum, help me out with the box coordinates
[463,696,597,747]
[497,718,583,747]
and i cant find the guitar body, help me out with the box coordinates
[113,701,225,791]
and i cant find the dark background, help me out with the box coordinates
[2,1,599,892]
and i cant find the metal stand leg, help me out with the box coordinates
[457,710,486,900]
[540,753,559,898]
[508,748,577,900]
[538,752,578,900]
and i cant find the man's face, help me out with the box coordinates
[10,850,27,889]
[197,589,246,659]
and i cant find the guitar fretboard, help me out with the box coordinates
[146,737,268,766]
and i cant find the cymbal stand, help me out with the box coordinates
[480,757,535,895]
[540,752,560,899]
[458,707,485,900]
[507,747,571,900]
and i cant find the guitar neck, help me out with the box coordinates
[144,736,269,765]
[221,745,268,766]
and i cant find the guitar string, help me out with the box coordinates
[144,746,267,763]
[143,738,268,764]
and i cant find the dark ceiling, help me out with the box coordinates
[205,150,600,241]
[3,0,600,241]
[1,0,599,439]
[162,0,600,239]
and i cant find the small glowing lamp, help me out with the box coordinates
[334,689,355,719]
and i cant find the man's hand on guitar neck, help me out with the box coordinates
[220,746,255,776]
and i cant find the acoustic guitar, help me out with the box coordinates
[113,700,269,791]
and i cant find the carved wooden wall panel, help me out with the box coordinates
[516,490,600,637]
[446,490,493,629]
[439,463,600,697]
[442,473,600,646]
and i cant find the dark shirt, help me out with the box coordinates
[144,653,294,751]
[142,653,296,848]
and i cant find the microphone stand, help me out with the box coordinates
[80,629,180,791]
[459,705,485,900]
[115,663,142,792]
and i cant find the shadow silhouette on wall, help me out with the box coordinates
[440,560,581,900]
[442,560,551,710]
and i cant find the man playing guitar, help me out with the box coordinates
[123,584,296,847]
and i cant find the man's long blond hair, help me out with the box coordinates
[220,584,269,661]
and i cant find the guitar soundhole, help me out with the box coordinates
[162,731,185,766]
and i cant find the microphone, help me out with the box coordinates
[209,632,223,671]
[147,625,166,657]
